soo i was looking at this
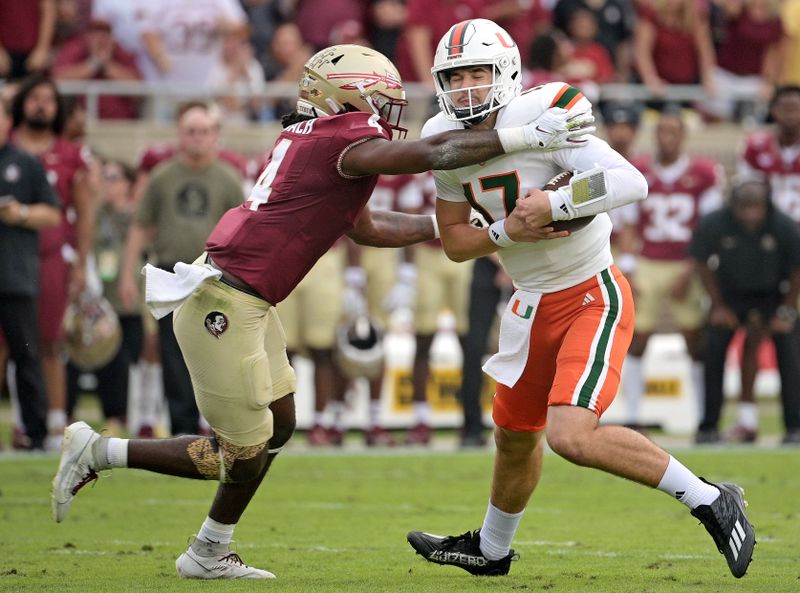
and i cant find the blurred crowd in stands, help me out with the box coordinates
[0,0,797,122]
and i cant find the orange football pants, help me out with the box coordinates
[493,266,634,432]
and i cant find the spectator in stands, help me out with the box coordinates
[523,31,569,88]
[67,159,142,437]
[91,0,160,82]
[11,74,95,450]
[53,0,93,48]
[780,0,800,86]
[368,0,408,62]
[634,0,717,99]
[394,0,483,89]
[619,109,724,430]
[482,0,552,71]
[53,18,142,120]
[139,0,247,85]
[240,0,287,71]
[690,175,800,445]
[0,0,56,80]
[560,8,615,101]
[261,23,313,120]
[553,0,634,81]
[0,97,61,451]
[292,0,367,51]
[208,24,266,124]
[705,0,784,121]
[119,102,244,436]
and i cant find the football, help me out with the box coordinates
[542,171,595,232]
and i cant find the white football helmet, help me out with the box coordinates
[296,44,408,137]
[432,19,522,125]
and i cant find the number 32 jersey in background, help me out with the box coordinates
[630,155,723,261]
[206,112,391,304]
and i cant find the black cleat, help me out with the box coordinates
[407,530,516,576]
[690,479,755,578]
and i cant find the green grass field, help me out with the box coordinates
[1,443,798,593]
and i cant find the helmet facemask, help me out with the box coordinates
[431,19,522,126]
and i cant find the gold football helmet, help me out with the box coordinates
[297,44,408,137]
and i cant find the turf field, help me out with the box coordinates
[1,443,798,593]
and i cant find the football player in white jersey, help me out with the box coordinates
[406,19,754,579]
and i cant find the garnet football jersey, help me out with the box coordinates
[740,131,800,222]
[632,155,723,260]
[206,112,392,304]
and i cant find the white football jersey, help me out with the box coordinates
[422,82,647,294]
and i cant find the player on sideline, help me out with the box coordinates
[51,44,594,580]
[406,19,754,579]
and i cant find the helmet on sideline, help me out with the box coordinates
[334,315,385,379]
[432,19,522,125]
[63,296,122,371]
[296,44,408,137]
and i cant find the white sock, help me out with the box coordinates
[368,400,381,428]
[691,361,705,420]
[47,409,67,432]
[738,402,758,430]
[622,356,644,424]
[92,437,128,470]
[413,401,431,425]
[313,411,325,427]
[657,456,720,509]
[479,501,524,560]
[197,516,235,547]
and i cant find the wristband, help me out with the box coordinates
[430,214,440,239]
[497,127,526,153]
[488,219,516,248]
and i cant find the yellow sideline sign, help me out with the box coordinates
[389,369,494,412]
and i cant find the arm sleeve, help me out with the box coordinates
[433,170,466,203]
[551,136,649,213]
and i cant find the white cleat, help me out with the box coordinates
[51,421,102,523]
[176,542,276,579]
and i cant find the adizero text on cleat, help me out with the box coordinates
[407,529,516,576]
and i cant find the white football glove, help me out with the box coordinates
[342,266,368,321]
[382,262,417,312]
[523,106,596,151]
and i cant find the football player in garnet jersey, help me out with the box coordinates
[51,44,594,580]
[406,20,754,579]
[619,109,723,431]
